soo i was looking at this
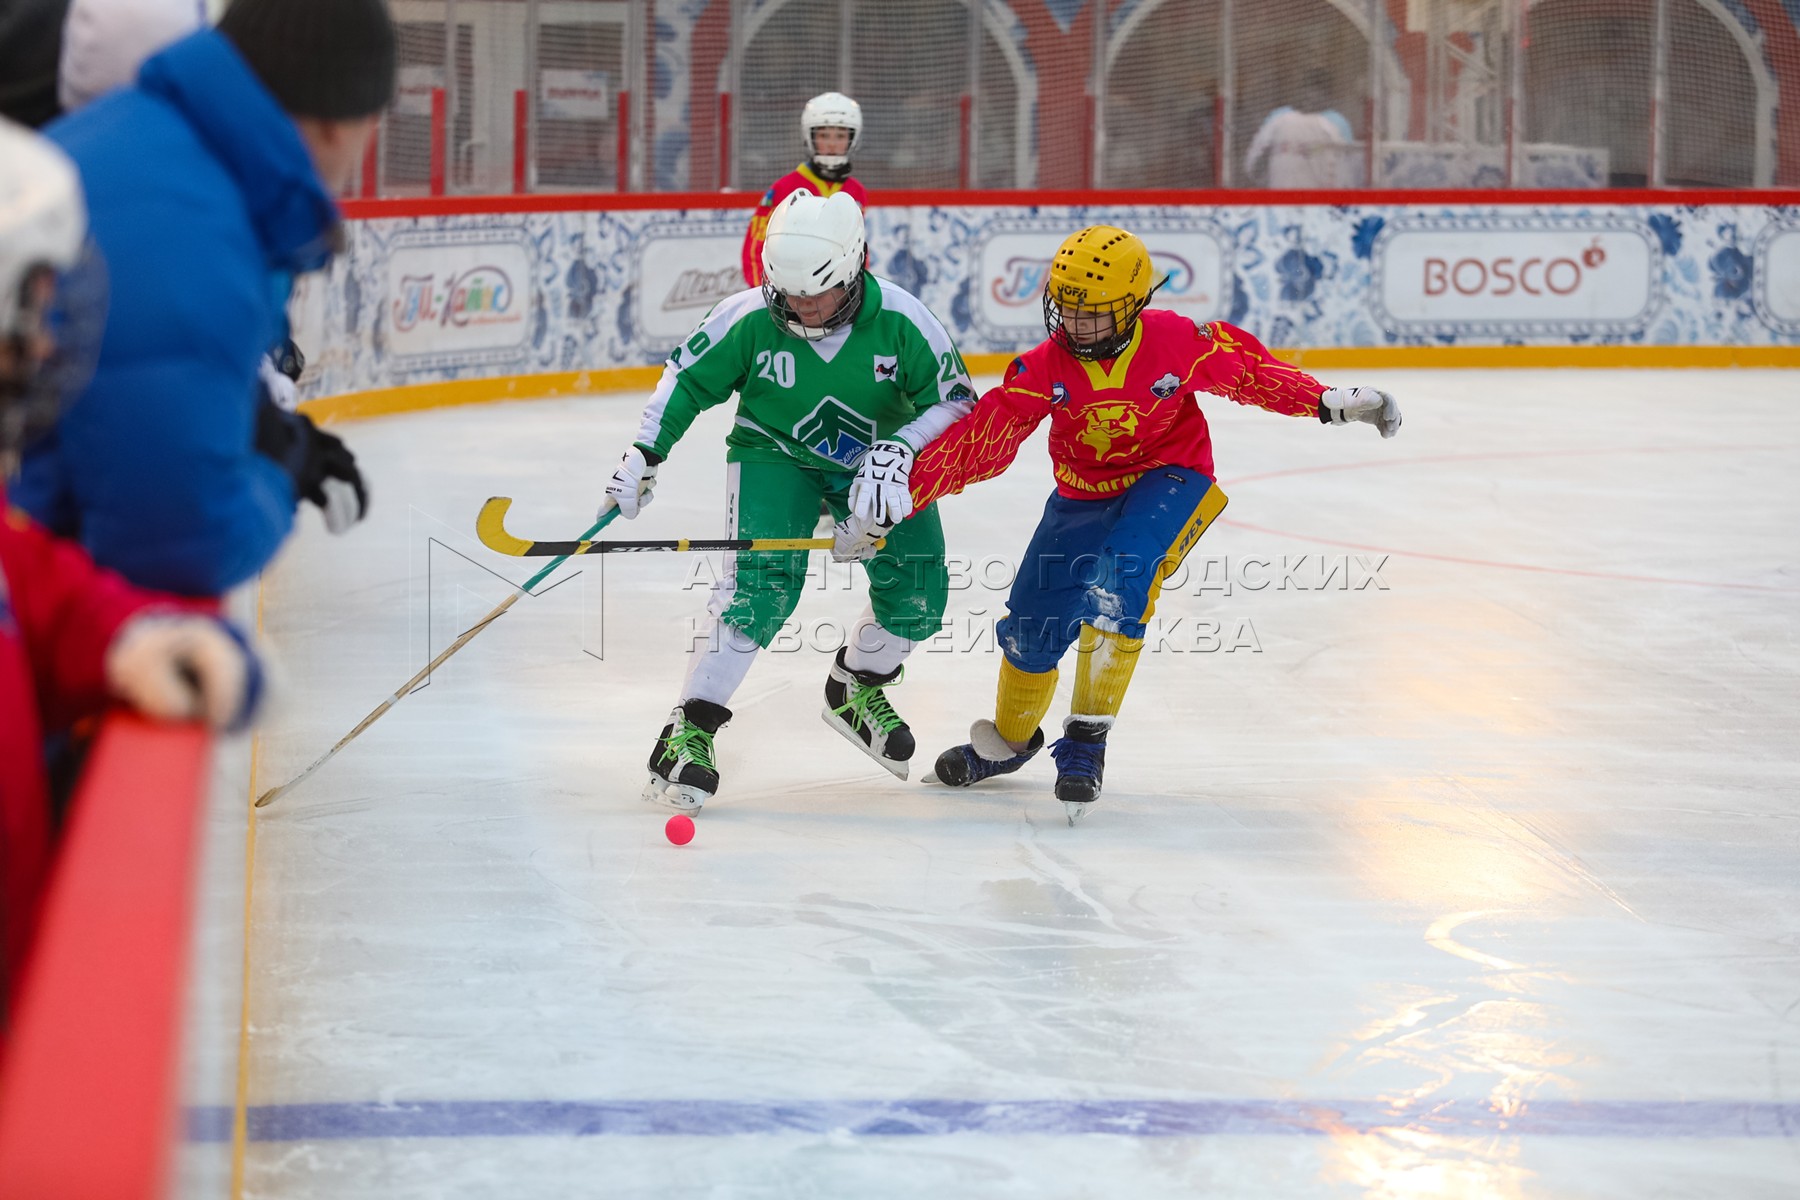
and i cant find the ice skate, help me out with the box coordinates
[924,720,1045,786]
[643,700,731,812]
[1050,715,1112,825]
[821,648,914,778]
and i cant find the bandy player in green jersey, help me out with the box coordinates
[600,192,976,811]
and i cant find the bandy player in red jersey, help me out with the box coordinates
[740,92,869,287]
[902,225,1402,823]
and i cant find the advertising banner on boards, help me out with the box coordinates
[294,203,1799,399]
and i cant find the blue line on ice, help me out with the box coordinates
[185,1098,1800,1143]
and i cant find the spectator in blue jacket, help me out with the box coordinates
[12,0,393,596]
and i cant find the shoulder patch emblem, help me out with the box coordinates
[1192,318,1214,339]
[1050,381,1072,407]
[1150,372,1182,400]
[873,354,899,382]
[947,382,974,406]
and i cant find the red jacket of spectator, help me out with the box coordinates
[741,165,868,287]
[0,495,174,997]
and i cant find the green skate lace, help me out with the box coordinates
[833,670,905,735]
[667,718,717,770]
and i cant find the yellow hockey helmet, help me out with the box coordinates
[1042,225,1160,360]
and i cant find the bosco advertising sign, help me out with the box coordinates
[1371,214,1659,337]
[633,218,747,347]
[386,228,531,369]
[971,221,1228,342]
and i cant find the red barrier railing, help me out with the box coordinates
[430,87,448,198]
[1081,95,1095,189]
[337,185,1800,222]
[617,90,632,194]
[1212,94,1227,188]
[360,123,380,200]
[513,89,529,195]
[717,91,732,191]
[958,95,972,191]
[0,715,213,1200]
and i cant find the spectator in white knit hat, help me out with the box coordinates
[58,0,207,112]
[58,0,314,413]
[0,0,205,129]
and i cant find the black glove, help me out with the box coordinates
[255,399,368,534]
[272,337,304,383]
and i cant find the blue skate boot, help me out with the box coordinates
[925,720,1045,787]
[1050,715,1112,825]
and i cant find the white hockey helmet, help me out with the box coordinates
[0,118,107,464]
[801,91,862,179]
[760,191,867,341]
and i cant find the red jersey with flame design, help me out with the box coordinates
[912,310,1327,506]
[740,166,869,287]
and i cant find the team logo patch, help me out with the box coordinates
[1150,372,1182,399]
[794,396,877,467]
[872,354,898,382]
[1051,381,1071,407]
[1005,356,1026,382]
[1077,404,1141,461]
[947,382,974,406]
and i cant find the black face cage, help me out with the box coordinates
[806,127,858,181]
[1042,288,1149,361]
[764,270,865,341]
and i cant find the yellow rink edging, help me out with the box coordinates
[1276,344,1800,370]
[299,345,1799,424]
[299,367,668,423]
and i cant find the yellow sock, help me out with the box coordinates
[1071,625,1144,718]
[995,659,1057,744]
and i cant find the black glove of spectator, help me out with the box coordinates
[272,337,304,383]
[254,399,368,534]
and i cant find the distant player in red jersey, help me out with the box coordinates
[740,92,868,287]
[904,225,1403,823]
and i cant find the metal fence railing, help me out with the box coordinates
[363,0,1800,199]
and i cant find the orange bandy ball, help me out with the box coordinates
[665,814,696,845]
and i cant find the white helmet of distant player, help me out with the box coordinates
[0,118,107,469]
[760,191,867,341]
[801,91,862,181]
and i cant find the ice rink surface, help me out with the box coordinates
[214,370,1799,1197]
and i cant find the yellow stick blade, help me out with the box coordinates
[475,497,535,556]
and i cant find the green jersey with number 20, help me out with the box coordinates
[633,273,976,471]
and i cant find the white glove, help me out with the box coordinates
[318,477,362,535]
[257,354,299,412]
[1321,387,1402,438]
[602,445,659,519]
[105,614,266,732]
[831,514,886,563]
[848,439,915,527]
